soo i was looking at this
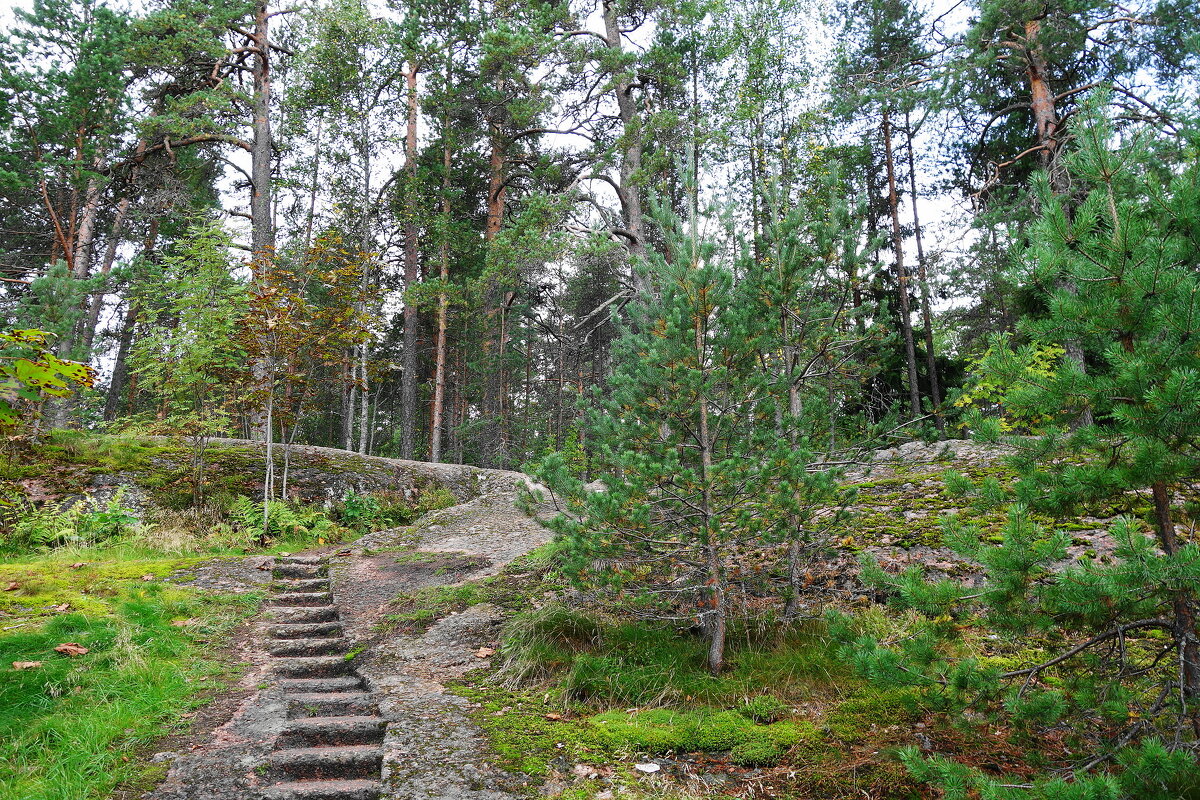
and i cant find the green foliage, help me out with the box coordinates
[840,109,1200,794]
[129,219,248,419]
[0,329,95,428]
[951,340,1065,433]
[335,491,393,533]
[226,496,343,545]
[533,194,846,673]
[3,490,139,552]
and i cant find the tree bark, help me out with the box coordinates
[401,62,421,459]
[431,126,452,463]
[882,109,922,423]
[903,112,943,436]
[1024,18,1092,427]
[249,0,276,443]
[103,217,159,420]
[602,0,647,294]
[1150,482,1200,704]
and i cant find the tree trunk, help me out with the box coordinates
[485,126,505,241]
[357,343,370,454]
[249,0,275,443]
[1025,18,1092,427]
[342,354,356,450]
[1150,482,1200,705]
[401,62,421,460]
[80,193,131,355]
[103,218,158,421]
[903,113,943,437]
[882,109,922,423]
[431,128,452,463]
[603,0,648,294]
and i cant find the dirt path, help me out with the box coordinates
[147,477,551,800]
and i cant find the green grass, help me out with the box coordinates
[0,582,260,799]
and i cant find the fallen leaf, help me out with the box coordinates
[169,619,194,627]
[545,712,563,721]
[141,574,155,582]
[51,604,69,613]
[256,561,271,571]
[4,582,18,591]
[70,562,85,570]
[474,647,496,658]
[278,552,292,557]
[12,661,42,670]
[54,642,89,657]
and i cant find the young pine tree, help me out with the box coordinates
[534,197,838,675]
[843,109,1200,793]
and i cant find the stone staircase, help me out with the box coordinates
[263,556,385,800]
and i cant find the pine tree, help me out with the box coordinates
[534,189,840,674]
[840,107,1200,791]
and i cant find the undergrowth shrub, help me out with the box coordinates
[2,490,139,551]
[227,496,343,544]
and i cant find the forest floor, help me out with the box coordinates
[2,436,1164,799]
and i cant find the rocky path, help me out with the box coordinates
[148,477,550,800]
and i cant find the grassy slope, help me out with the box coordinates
[0,431,451,800]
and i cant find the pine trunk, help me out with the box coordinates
[401,62,420,460]
[903,114,943,436]
[1024,18,1092,427]
[431,130,452,463]
[249,0,275,442]
[603,0,647,293]
[882,109,922,422]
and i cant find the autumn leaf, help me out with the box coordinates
[474,647,496,658]
[12,661,42,670]
[54,642,89,657]
[4,581,18,591]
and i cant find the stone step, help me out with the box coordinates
[271,622,345,640]
[273,656,352,678]
[269,637,349,657]
[280,716,386,748]
[268,745,383,780]
[275,578,331,594]
[276,677,363,694]
[271,592,334,607]
[286,692,377,718]
[273,563,329,579]
[275,556,326,566]
[262,779,380,800]
[269,606,339,624]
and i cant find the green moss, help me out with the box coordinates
[822,688,922,742]
[448,684,602,775]
[729,734,784,766]
[738,693,789,723]
[0,557,200,619]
